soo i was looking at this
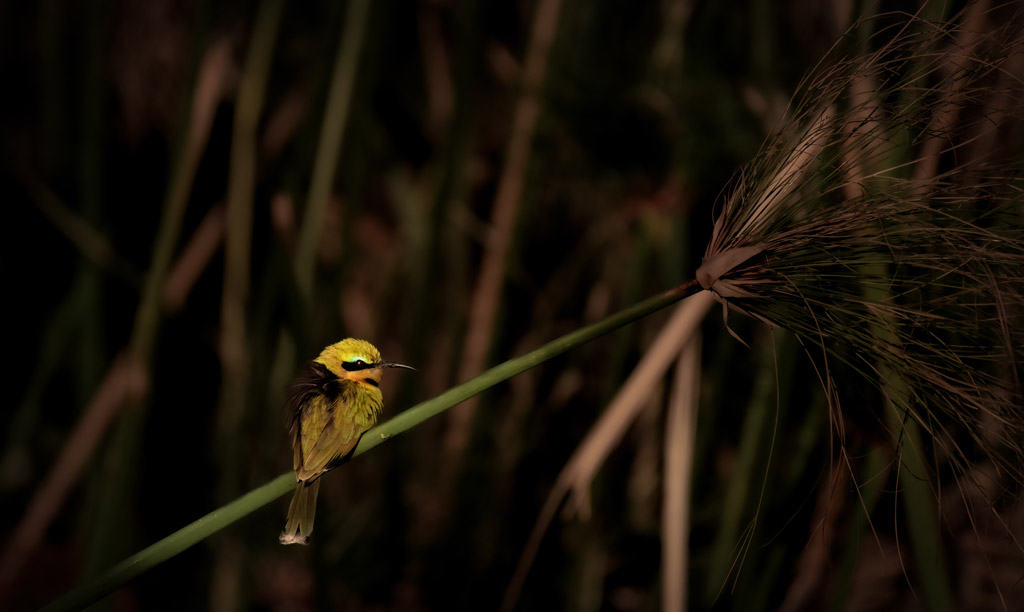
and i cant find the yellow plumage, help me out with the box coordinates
[279,338,411,545]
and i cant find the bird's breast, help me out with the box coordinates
[337,387,383,428]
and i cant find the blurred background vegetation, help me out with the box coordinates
[1,0,1021,610]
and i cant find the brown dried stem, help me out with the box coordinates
[661,330,702,612]
[445,0,565,475]
[502,291,714,611]
[162,204,226,312]
[0,354,147,596]
[0,39,234,596]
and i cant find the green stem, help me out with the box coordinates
[294,0,371,301]
[705,329,779,601]
[210,2,284,609]
[42,280,702,612]
[79,27,227,580]
[217,0,285,497]
[886,398,953,612]
[828,445,888,612]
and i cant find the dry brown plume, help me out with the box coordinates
[696,6,1024,481]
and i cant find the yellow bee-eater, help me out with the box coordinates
[279,338,413,545]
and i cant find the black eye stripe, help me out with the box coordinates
[341,359,375,372]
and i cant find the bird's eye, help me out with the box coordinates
[356,359,366,367]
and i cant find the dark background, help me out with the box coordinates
[1,1,1021,610]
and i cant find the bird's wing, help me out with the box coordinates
[286,362,364,481]
[302,395,366,478]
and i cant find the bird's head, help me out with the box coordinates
[315,338,414,389]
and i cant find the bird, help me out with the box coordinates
[279,338,413,545]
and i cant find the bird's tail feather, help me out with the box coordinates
[279,479,320,545]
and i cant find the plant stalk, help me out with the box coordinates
[43,280,703,612]
[294,0,370,301]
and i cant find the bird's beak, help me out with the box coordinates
[382,361,416,371]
